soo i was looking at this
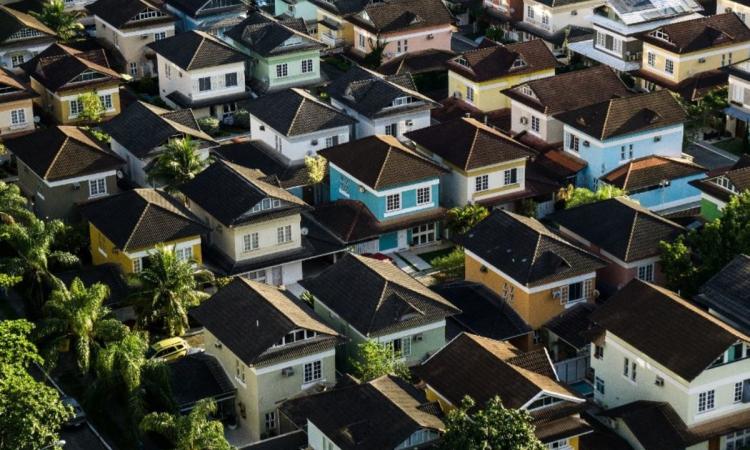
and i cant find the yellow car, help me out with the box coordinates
[147,337,190,362]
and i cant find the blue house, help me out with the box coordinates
[555,90,687,190]
[163,0,247,35]
[313,135,447,254]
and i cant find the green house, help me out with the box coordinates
[691,155,750,220]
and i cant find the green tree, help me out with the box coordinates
[350,340,410,382]
[661,190,750,296]
[147,137,208,192]
[0,320,73,450]
[140,399,231,450]
[76,92,104,124]
[559,184,627,209]
[674,87,728,143]
[32,0,84,41]
[446,204,489,236]
[431,247,465,280]
[130,245,212,337]
[363,36,386,68]
[38,278,127,373]
[304,155,327,185]
[440,396,545,450]
[0,181,35,225]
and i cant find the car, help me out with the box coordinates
[147,337,190,362]
[62,396,86,427]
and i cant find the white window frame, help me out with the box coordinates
[466,85,474,103]
[637,263,654,282]
[416,186,431,205]
[735,382,744,403]
[99,94,113,111]
[647,52,655,67]
[225,72,238,87]
[264,411,276,432]
[277,225,292,244]
[303,360,322,383]
[503,168,517,185]
[665,59,674,74]
[475,174,489,192]
[69,99,84,117]
[10,108,25,125]
[301,59,313,73]
[129,62,138,76]
[175,246,193,262]
[531,116,540,133]
[132,257,143,273]
[386,193,401,212]
[198,77,211,92]
[698,390,715,413]
[276,63,288,78]
[243,232,259,252]
[89,178,107,198]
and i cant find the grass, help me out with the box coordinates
[417,247,456,266]
[714,138,748,156]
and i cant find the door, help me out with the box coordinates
[271,266,283,286]
[397,229,408,249]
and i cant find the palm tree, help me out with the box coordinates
[130,245,213,337]
[0,181,35,225]
[446,204,489,237]
[147,137,209,192]
[38,278,127,373]
[32,0,84,42]
[140,399,231,450]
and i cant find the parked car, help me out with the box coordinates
[62,396,86,427]
[147,337,191,362]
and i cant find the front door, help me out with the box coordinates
[397,229,408,249]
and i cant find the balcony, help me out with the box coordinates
[320,33,344,48]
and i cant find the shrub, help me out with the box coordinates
[198,117,220,136]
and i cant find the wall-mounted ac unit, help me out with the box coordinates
[141,35,149,40]
[426,34,434,40]
[698,57,706,63]
[405,119,414,126]
[655,377,665,387]
[520,116,529,125]
[414,334,423,342]
[571,9,577,15]
[281,367,295,377]
[453,91,462,99]
[72,182,81,190]
[582,141,590,147]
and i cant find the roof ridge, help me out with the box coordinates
[122,197,151,251]
[463,125,481,170]
[287,95,307,135]
[185,33,207,70]
[44,135,68,179]
[372,140,393,188]
[623,208,640,262]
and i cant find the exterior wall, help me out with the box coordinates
[94,17,176,78]
[316,10,353,47]
[250,49,321,92]
[16,160,120,220]
[155,54,246,106]
[249,115,350,164]
[30,78,121,125]
[700,195,725,220]
[330,98,431,140]
[308,422,343,450]
[625,172,705,211]
[523,0,603,35]
[0,38,55,73]
[719,0,750,27]
[641,42,750,84]
[510,99,563,144]
[351,24,453,62]
[0,97,34,137]
[562,123,684,189]
[274,0,318,23]
[448,68,555,111]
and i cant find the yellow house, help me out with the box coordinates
[0,66,36,138]
[313,2,357,49]
[80,189,207,274]
[445,39,557,112]
[415,332,591,449]
[24,43,122,124]
[458,210,605,348]
[719,0,750,28]
[637,13,750,95]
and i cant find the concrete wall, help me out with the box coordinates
[641,41,750,84]
[0,97,34,137]
[30,78,121,125]
[510,99,564,144]
[448,68,555,111]
[249,114,350,164]
[330,98,431,140]
[250,49,321,92]
[156,54,246,105]
[351,24,453,62]
[94,16,175,78]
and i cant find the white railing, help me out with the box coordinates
[554,354,590,384]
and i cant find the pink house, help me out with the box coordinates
[347,0,454,62]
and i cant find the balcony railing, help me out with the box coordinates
[320,33,344,48]
[554,354,590,384]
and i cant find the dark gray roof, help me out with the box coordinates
[696,254,750,334]
[543,303,596,349]
[244,88,354,137]
[308,0,369,17]
[87,0,174,29]
[239,430,307,450]
[550,197,684,263]
[164,0,245,18]
[0,5,55,43]
[55,264,130,309]
[459,210,606,287]
[348,0,453,34]
[23,42,121,93]
[301,253,460,337]
[102,101,215,158]
[168,353,235,411]
[190,277,339,366]
[213,140,309,189]
[180,159,309,227]
[79,189,208,251]
[225,12,322,57]
[148,30,246,70]
[326,66,434,118]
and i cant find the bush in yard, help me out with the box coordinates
[234,109,250,129]
[197,117,220,136]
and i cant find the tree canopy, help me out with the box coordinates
[140,399,231,450]
[147,137,209,192]
[446,204,489,236]
[32,0,84,41]
[559,184,627,209]
[350,340,410,382]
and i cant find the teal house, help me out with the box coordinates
[224,12,324,94]
[313,135,447,254]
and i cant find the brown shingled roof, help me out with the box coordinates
[601,155,706,191]
[348,0,453,34]
[446,39,557,82]
[641,13,750,54]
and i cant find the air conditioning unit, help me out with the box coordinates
[452,91,462,99]
[141,34,149,40]
[281,367,295,377]
[655,377,665,387]
[405,119,414,126]
[520,116,529,125]
[698,57,706,63]
[426,33,434,40]
[414,334,423,342]
[571,9,577,15]
[72,182,81,190]
[583,140,590,147]
[311,139,318,146]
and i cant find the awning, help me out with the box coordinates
[724,105,750,122]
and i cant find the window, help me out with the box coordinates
[358,34,366,48]
[698,390,715,413]
[548,439,569,449]
[276,63,288,78]
[727,429,750,450]
[475,174,489,192]
[541,13,549,25]
[69,99,84,117]
[246,269,267,283]
[129,62,138,76]
[736,382,744,403]
[411,222,436,245]
[568,281,583,302]
[99,94,113,110]
[301,59,313,73]
[165,63,171,79]
[325,135,339,148]
[396,39,408,53]
[386,193,401,212]
[89,178,107,197]
[175,246,193,261]
[531,116,540,132]
[568,133,579,152]
[623,357,636,382]
[595,376,605,394]
[527,5,534,18]
[274,134,282,152]
[154,31,166,40]
[225,72,238,87]
[264,411,276,432]
[390,337,411,357]
[620,144,633,161]
[503,168,518,185]
[135,8,164,20]
[466,86,474,102]
[637,263,654,282]
[665,59,674,74]
[11,54,24,67]
[243,233,259,252]
[303,360,322,383]
[198,77,211,91]
[416,186,431,205]
[277,225,292,244]
[647,52,655,67]
[133,257,143,273]
[10,109,25,125]
[594,345,604,359]
[385,123,398,136]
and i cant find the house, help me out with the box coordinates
[0,66,35,138]
[517,0,603,55]
[550,197,685,294]
[589,279,750,450]
[567,0,703,72]
[326,66,437,141]
[148,30,251,120]
[315,135,447,253]
[719,0,750,28]
[376,48,457,76]
[225,13,324,94]
[243,88,354,164]
[280,375,444,450]
[445,39,557,112]
[406,117,556,214]
[599,155,706,211]
[635,14,750,95]
[87,0,176,79]
[22,42,123,125]
[415,333,591,448]
[458,209,605,348]
[696,254,750,335]
[191,277,340,442]
[725,58,750,138]
[4,126,124,220]
[103,101,216,187]
[0,5,56,72]
[273,0,317,32]
[79,188,208,273]
[310,0,371,50]
[542,302,597,385]
[690,154,750,220]
[502,65,632,147]
[555,89,687,188]
[163,0,247,35]
[346,0,454,63]
[301,253,460,366]
[180,159,342,284]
